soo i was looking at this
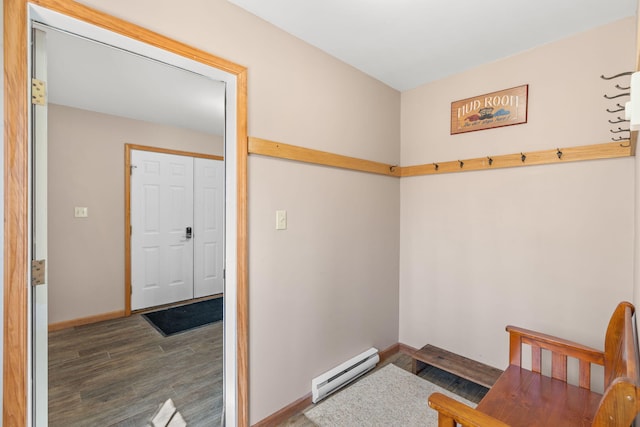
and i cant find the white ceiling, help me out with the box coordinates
[228,0,637,91]
[45,27,226,136]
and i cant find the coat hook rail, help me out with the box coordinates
[601,72,633,80]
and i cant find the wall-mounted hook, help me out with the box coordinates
[610,127,630,133]
[604,92,630,99]
[556,149,563,159]
[521,153,526,163]
[612,136,627,142]
[608,117,629,124]
[458,160,464,168]
[615,84,631,90]
[607,103,626,113]
[389,165,397,173]
[433,163,439,171]
[601,72,633,80]
[487,156,493,166]
[620,140,631,148]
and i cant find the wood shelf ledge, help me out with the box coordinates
[248,137,634,178]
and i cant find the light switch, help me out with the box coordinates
[276,210,287,230]
[74,207,88,218]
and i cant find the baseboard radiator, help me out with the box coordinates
[311,347,379,403]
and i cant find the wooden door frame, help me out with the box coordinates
[124,144,224,315]
[3,1,249,426]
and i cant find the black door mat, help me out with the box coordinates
[142,297,223,336]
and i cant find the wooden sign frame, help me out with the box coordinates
[451,84,528,135]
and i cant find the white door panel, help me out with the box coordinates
[131,150,194,310]
[194,158,224,298]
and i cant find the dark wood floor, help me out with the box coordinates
[50,315,486,427]
[48,314,223,426]
[280,351,489,426]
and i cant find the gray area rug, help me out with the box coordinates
[305,363,476,426]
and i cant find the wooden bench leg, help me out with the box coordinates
[438,414,456,427]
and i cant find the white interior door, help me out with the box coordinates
[31,27,48,427]
[131,150,195,310]
[194,158,225,298]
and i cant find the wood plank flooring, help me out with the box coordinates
[48,314,223,426]
[279,351,489,426]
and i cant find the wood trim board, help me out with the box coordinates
[3,1,249,426]
[249,137,633,178]
[48,310,125,332]
[248,137,401,177]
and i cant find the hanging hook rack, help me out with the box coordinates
[604,92,630,99]
[608,117,629,124]
[610,127,630,133]
[601,72,633,80]
[607,103,626,113]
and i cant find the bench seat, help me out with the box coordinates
[476,365,603,426]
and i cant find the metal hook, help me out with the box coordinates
[389,165,397,173]
[556,149,563,159]
[521,153,526,163]
[607,103,626,113]
[433,163,439,171]
[604,92,630,99]
[608,117,629,124]
[612,136,626,141]
[615,84,631,90]
[620,140,631,147]
[610,127,630,133]
[458,160,464,168]
[487,156,493,166]
[601,72,633,80]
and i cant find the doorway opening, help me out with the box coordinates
[3,1,249,425]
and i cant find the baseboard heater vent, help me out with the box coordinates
[311,347,379,403]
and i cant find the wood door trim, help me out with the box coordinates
[4,1,249,426]
[124,144,224,316]
[126,143,224,161]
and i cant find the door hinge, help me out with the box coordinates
[31,259,46,286]
[31,78,46,106]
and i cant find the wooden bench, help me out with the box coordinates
[428,301,640,426]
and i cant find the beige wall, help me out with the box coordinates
[73,0,401,423]
[48,104,223,324]
[399,18,636,369]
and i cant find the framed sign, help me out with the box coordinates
[451,84,528,135]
